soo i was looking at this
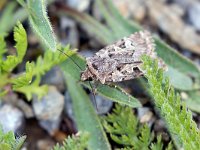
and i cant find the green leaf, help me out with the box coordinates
[150,135,163,150]
[0,22,27,73]
[62,69,111,150]
[184,91,200,113]
[0,36,7,59]
[14,21,27,61]
[155,38,200,85]
[102,104,168,149]
[0,125,26,150]
[53,132,89,150]
[12,62,34,89]
[142,55,200,149]
[96,0,130,38]
[1,55,19,73]
[15,78,48,101]
[164,66,193,90]
[60,54,141,108]
[0,2,17,35]
[15,136,26,150]
[0,143,11,150]
[33,46,73,76]
[27,0,57,51]
[102,0,141,32]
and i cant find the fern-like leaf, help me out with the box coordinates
[150,135,163,150]
[12,62,34,89]
[14,76,48,101]
[33,45,74,77]
[0,22,27,73]
[103,105,151,149]
[53,132,89,150]
[103,104,172,150]
[14,21,27,61]
[0,36,7,59]
[142,55,200,149]
[0,125,26,150]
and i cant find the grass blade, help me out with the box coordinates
[61,64,111,150]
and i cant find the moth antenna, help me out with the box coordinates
[57,48,83,70]
[58,48,99,111]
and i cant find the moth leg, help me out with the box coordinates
[88,81,99,112]
[92,81,100,94]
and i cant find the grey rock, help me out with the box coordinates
[91,94,113,115]
[182,50,192,58]
[60,17,79,48]
[154,119,166,132]
[64,91,78,130]
[137,107,154,127]
[173,0,192,9]
[2,93,34,118]
[65,0,91,11]
[0,104,24,133]
[36,139,55,150]
[16,99,34,119]
[173,0,200,31]
[64,90,113,119]
[64,91,73,120]
[33,86,64,135]
[79,49,95,58]
[41,67,65,92]
[188,3,200,31]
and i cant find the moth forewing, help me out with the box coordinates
[80,30,163,84]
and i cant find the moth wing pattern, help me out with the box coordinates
[81,31,165,84]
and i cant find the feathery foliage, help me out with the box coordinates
[14,45,74,100]
[102,104,172,150]
[0,22,27,73]
[142,55,200,149]
[0,22,74,100]
[0,125,26,150]
[53,132,89,150]
[0,36,6,59]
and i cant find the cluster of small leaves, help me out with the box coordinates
[142,55,200,149]
[102,104,172,150]
[53,132,89,150]
[0,126,26,150]
[0,22,74,100]
[15,45,75,100]
[0,22,32,96]
[0,22,27,73]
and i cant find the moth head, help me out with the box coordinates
[81,69,94,81]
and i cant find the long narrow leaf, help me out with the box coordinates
[61,64,111,150]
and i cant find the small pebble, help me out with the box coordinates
[0,104,24,133]
[65,0,91,11]
[32,86,64,135]
[36,139,55,150]
[188,3,200,31]
[137,107,154,127]
[91,94,113,115]
[41,67,66,92]
[60,17,79,48]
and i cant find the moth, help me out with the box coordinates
[81,31,164,84]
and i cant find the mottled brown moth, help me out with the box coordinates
[81,31,164,84]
